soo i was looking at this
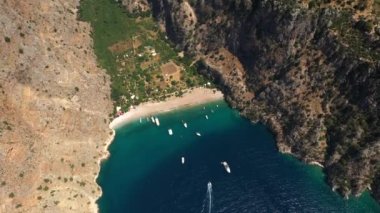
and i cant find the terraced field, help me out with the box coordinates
[79,0,210,112]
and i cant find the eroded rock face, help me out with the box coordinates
[121,0,150,13]
[0,0,113,212]
[147,0,380,202]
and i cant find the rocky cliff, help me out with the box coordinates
[0,0,113,212]
[144,0,380,202]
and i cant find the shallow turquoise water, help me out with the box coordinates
[97,101,380,213]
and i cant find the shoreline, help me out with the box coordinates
[109,87,224,130]
[309,161,325,168]
[93,129,115,213]
[94,87,223,212]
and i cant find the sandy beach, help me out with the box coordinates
[95,87,222,212]
[109,87,224,129]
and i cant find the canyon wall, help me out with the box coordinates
[0,0,113,211]
[147,0,380,202]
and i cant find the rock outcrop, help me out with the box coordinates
[121,0,150,13]
[145,0,380,202]
[0,0,113,212]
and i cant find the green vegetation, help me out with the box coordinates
[354,19,373,33]
[331,11,380,60]
[4,36,10,43]
[1,120,13,133]
[79,0,210,112]
[374,0,380,15]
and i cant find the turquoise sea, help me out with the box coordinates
[97,101,380,213]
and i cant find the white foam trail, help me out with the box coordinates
[207,182,212,213]
[201,182,213,213]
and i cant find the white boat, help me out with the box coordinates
[216,105,219,108]
[139,118,142,123]
[211,110,214,113]
[183,122,188,128]
[205,115,209,119]
[181,157,185,164]
[151,116,156,123]
[168,129,173,135]
[155,117,160,126]
[196,132,201,136]
[221,161,231,173]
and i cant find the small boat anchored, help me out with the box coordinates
[181,157,185,164]
[151,116,156,123]
[155,117,160,126]
[183,122,188,128]
[205,115,209,120]
[168,129,173,136]
[196,132,201,137]
[221,161,231,173]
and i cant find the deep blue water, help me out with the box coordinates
[97,101,380,213]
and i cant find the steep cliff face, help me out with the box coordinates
[146,0,380,201]
[0,0,113,211]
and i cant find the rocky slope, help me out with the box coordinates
[0,0,113,212]
[144,0,380,202]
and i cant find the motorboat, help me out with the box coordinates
[221,161,231,173]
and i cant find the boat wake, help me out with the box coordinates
[201,182,213,213]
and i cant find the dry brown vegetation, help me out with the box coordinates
[0,0,113,212]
